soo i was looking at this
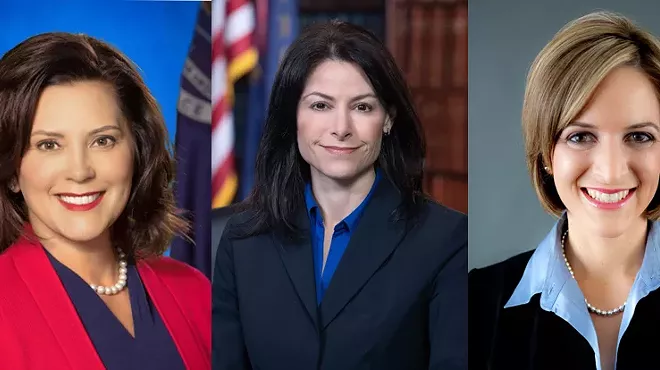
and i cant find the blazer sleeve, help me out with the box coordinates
[428,215,468,370]
[212,225,252,370]
[0,307,25,368]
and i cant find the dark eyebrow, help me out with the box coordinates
[301,92,377,103]
[31,125,122,138]
[568,121,660,131]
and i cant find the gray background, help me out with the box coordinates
[468,0,660,269]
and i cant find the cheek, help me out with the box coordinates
[551,146,589,190]
[18,154,57,193]
[296,111,323,141]
[354,116,385,145]
[104,145,134,184]
[636,151,660,194]
[296,112,324,160]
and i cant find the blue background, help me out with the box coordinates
[0,1,201,143]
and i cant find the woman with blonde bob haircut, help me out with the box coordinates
[470,11,660,370]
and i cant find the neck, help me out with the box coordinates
[564,215,647,280]
[310,168,376,228]
[34,227,119,287]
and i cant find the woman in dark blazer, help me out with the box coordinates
[212,21,467,370]
[0,33,210,369]
[470,12,660,370]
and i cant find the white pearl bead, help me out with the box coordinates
[562,229,625,317]
[90,253,129,295]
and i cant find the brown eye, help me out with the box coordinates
[627,132,654,143]
[37,141,59,151]
[567,132,596,144]
[94,136,117,147]
[355,103,372,112]
[311,102,330,111]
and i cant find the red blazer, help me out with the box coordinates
[0,233,210,370]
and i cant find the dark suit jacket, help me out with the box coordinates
[469,250,660,370]
[211,206,234,280]
[212,179,467,370]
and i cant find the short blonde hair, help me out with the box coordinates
[522,11,660,219]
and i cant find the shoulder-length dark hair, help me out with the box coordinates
[238,20,427,238]
[0,32,188,259]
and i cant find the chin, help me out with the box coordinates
[54,220,110,243]
[315,163,372,182]
[582,210,644,239]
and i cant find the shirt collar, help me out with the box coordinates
[504,212,660,309]
[304,169,382,232]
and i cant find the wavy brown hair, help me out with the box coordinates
[0,32,188,259]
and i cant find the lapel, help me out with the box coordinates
[274,214,321,330]
[10,235,105,370]
[319,178,408,329]
[138,260,210,370]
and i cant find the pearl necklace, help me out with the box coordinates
[561,229,625,316]
[89,248,128,296]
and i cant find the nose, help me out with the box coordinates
[67,146,96,183]
[331,108,352,140]
[592,139,629,184]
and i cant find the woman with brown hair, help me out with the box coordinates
[470,11,660,370]
[0,33,209,369]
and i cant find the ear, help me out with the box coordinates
[544,165,553,176]
[9,178,20,193]
[383,113,395,135]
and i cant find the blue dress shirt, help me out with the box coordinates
[304,169,382,304]
[505,212,660,370]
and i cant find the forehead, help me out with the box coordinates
[32,80,122,131]
[568,66,660,130]
[303,60,374,95]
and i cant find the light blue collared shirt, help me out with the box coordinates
[505,213,660,370]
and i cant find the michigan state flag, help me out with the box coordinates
[170,3,213,279]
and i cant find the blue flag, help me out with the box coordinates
[238,0,299,200]
[169,4,213,279]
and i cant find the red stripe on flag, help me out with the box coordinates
[226,34,253,61]
[211,97,227,131]
[226,0,250,14]
[212,152,236,196]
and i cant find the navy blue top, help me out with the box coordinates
[46,250,186,370]
[304,170,382,304]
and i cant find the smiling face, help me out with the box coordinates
[16,80,134,244]
[552,66,660,236]
[296,60,391,184]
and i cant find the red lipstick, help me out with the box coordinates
[57,192,104,212]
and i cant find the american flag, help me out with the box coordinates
[211,0,258,208]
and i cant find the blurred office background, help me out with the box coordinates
[468,0,660,269]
